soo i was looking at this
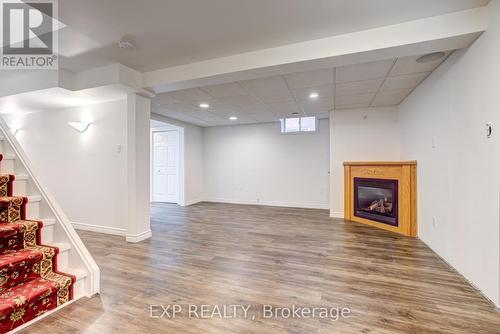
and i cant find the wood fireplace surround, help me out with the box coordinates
[344,161,417,237]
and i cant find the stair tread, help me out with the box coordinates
[47,242,71,251]
[65,268,87,280]
[0,245,57,290]
[41,218,56,226]
[0,248,42,273]
[0,276,58,308]
[0,275,72,333]
[28,195,42,202]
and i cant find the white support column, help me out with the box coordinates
[126,93,152,243]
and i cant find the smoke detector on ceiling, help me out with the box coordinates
[118,37,135,50]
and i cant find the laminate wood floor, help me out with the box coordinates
[21,202,500,333]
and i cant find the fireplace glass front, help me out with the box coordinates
[353,178,398,227]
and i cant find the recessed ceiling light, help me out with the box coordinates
[199,103,210,109]
[229,116,238,121]
[309,92,319,99]
[416,52,446,63]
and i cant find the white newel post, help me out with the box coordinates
[126,93,152,243]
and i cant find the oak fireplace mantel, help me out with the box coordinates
[344,161,417,237]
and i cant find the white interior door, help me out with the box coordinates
[152,130,179,203]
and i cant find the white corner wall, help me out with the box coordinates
[2,99,128,235]
[399,0,500,307]
[203,119,330,209]
[329,107,401,217]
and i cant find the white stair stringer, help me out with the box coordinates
[0,118,99,333]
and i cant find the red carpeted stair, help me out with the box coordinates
[0,157,75,333]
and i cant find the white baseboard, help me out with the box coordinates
[182,198,203,206]
[204,198,329,210]
[126,229,152,243]
[72,222,127,236]
[330,211,344,218]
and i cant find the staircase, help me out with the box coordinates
[0,119,99,333]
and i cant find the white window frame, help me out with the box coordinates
[280,116,318,134]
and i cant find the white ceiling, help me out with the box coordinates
[57,0,488,72]
[152,51,452,126]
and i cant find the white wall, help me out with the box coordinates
[151,113,204,205]
[329,107,401,217]
[203,119,330,209]
[399,0,500,307]
[3,99,128,235]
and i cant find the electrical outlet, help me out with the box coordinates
[432,216,437,228]
[431,137,437,149]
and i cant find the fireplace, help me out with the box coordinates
[353,178,398,227]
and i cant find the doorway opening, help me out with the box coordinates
[150,119,184,205]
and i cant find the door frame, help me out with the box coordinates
[150,123,185,205]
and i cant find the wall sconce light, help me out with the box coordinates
[10,127,20,136]
[68,121,91,133]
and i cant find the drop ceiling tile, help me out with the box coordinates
[170,88,213,103]
[284,69,334,89]
[247,113,280,123]
[380,72,430,91]
[239,76,288,93]
[209,108,263,119]
[160,103,199,113]
[299,98,333,113]
[159,110,209,126]
[336,59,394,83]
[390,51,451,76]
[336,79,383,96]
[204,109,234,118]
[200,82,248,98]
[255,90,294,103]
[238,105,272,114]
[233,116,262,125]
[371,88,412,107]
[208,95,260,109]
[192,112,225,122]
[291,85,334,101]
[154,93,179,105]
[335,93,374,106]
[267,101,301,113]
[335,102,371,110]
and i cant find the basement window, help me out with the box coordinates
[280,116,317,133]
